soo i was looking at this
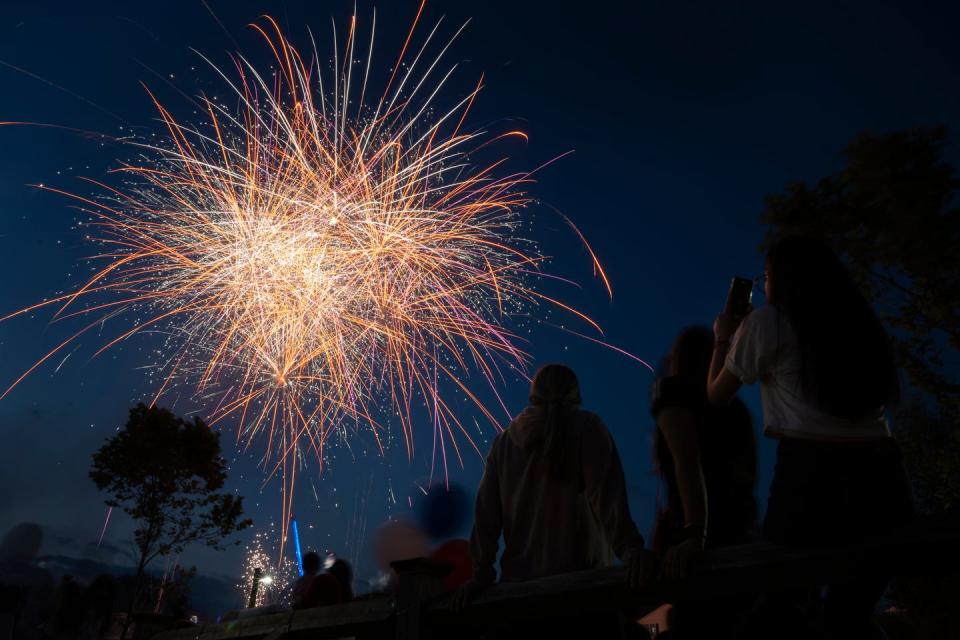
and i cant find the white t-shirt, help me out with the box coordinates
[725,305,890,441]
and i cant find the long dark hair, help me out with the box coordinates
[669,326,714,388]
[529,364,582,478]
[766,235,899,419]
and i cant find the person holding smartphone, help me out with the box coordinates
[706,236,912,638]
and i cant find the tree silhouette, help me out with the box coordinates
[90,403,252,637]
[760,125,960,513]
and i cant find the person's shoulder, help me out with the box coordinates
[572,409,610,435]
[573,408,603,423]
[733,304,784,348]
[745,304,779,328]
[488,427,507,448]
[489,425,516,455]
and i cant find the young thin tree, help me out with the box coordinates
[90,403,252,638]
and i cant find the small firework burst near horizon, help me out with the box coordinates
[238,528,299,607]
[1,6,637,537]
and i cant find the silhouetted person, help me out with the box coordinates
[707,236,913,639]
[291,552,344,609]
[653,326,757,560]
[0,523,53,640]
[290,552,321,609]
[327,559,353,603]
[454,364,656,615]
[651,326,757,638]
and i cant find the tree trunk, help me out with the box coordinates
[120,556,149,640]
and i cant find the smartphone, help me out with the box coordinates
[725,277,753,319]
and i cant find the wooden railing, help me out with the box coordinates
[153,518,960,640]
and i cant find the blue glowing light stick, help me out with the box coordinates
[291,517,304,576]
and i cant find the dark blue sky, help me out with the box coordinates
[2,0,959,599]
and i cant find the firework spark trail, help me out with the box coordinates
[344,473,374,579]
[96,506,113,548]
[1,10,651,531]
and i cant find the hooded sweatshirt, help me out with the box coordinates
[470,406,645,584]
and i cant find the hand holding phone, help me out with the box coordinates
[724,277,753,320]
[715,277,753,344]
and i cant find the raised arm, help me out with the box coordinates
[707,312,744,405]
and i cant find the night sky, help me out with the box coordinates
[2,0,959,600]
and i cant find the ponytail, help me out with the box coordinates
[542,401,566,476]
[529,365,582,479]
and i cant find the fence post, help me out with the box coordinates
[248,567,262,608]
[391,557,452,640]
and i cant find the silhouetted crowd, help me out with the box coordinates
[289,552,353,609]
[0,236,916,640]
[453,236,913,639]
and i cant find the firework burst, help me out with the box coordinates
[238,528,299,607]
[2,7,640,532]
